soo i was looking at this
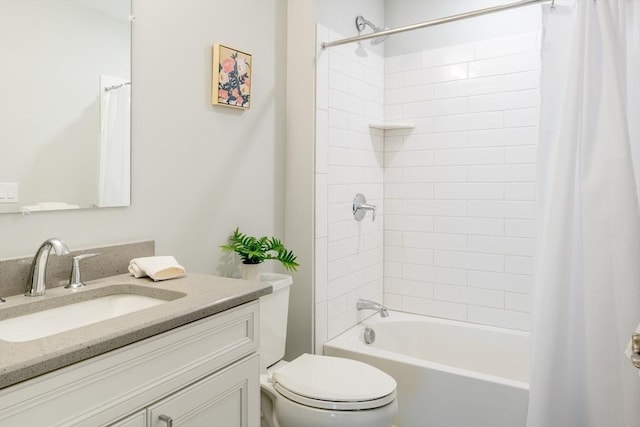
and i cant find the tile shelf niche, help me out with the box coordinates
[368,121,415,130]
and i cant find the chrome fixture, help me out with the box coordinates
[631,333,640,369]
[0,297,5,304]
[353,193,377,222]
[66,253,99,289]
[323,0,549,49]
[357,299,389,318]
[363,327,376,344]
[355,15,389,45]
[25,237,70,297]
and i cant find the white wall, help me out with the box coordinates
[383,33,540,331]
[0,0,287,285]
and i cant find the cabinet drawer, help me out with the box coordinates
[0,301,258,427]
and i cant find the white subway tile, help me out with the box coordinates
[385,104,403,121]
[315,301,328,353]
[328,269,365,299]
[328,309,358,339]
[329,108,349,129]
[505,219,534,237]
[328,184,349,203]
[384,261,403,278]
[434,250,504,272]
[404,231,468,251]
[468,164,536,182]
[404,63,468,86]
[468,200,534,219]
[328,147,350,166]
[434,183,504,200]
[467,89,539,113]
[404,199,468,216]
[327,236,358,262]
[328,221,348,242]
[402,263,434,282]
[431,266,468,286]
[384,230,403,246]
[384,293,403,310]
[386,53,422,74]
[328,258,348,281]
[385,278,434,298]
[468,270,532,293]
[385,151,435,168]
[434,147,504,166]
[402,132,468,150]
[385,72,403,89]
[403,97,467,119]
[469,236,534,256]
[504,70,540,91]
[316,110,329,174]
[385,214,434,232]
[315,238,328,302]
[330,51,365,80]
[505,292,532,312]
[468,127,538,147]
[468,52,540,78]
[434,217,504,236]
[403,166,468,183]
[434,76,503,99]
[327,294,348,320]
[505,183,536,201]
[435,111,503,132]
[421,43,475,68]
[385,84,434,105]
[385,182,435,199]
[505,256,533,275]
[504,107,539,127]
[468,306,531,331]
[385,246,434,264]
[475,32,538,59]
[434,284,504,308]
[329,69,349,92]
[402,296,467,321]
[384,199,403,215]
[505,146,537,164]
[316,174,328,238]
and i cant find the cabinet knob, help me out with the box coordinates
[159,414,174,427]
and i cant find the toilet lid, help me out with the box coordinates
[271,354,397,411]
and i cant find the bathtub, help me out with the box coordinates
[323,311,529,427]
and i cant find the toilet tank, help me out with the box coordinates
[258,273,293,372]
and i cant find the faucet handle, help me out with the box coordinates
[66,253,99,289]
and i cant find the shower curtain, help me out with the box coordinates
[527,1,640,426]
[99,75,131,207]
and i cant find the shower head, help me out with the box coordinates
[355,15,389,45]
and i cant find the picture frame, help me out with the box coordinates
[212,44,252,109]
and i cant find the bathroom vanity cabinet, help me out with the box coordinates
[0,301,260,426]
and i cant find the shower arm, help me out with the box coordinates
[322,0,551,49]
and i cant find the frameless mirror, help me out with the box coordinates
[0,0,132,214]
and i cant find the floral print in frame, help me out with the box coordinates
[212,44,251,109]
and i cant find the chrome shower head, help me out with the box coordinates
[355,15,389,45]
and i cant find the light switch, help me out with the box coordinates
[0,183,18,203]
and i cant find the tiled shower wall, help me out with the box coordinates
[315,25,386,349]
[382,32,540,331]
[315,28,540,350]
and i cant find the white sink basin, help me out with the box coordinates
[0,294,166,342]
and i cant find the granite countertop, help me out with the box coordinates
[0,273,271,389]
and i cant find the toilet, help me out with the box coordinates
[258,273,397,427]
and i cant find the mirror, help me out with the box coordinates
[0,0,131,214]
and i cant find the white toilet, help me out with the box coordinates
[258,273,397,427]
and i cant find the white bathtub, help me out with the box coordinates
[324,311,529,427]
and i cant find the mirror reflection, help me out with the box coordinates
[0,0,132,214]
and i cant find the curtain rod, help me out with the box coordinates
[321,0,551,49]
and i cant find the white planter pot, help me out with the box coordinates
[241,263,261,281]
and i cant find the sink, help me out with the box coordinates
[0,285,185,343]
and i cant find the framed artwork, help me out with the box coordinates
[212,44,252,109]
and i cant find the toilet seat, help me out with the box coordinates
[271,354,397,411]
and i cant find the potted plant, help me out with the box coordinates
[220,227,299,280]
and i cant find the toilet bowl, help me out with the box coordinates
[258,274,397,427]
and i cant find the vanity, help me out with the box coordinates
[0,273,270,426]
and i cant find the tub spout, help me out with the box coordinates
[357,299,389,318]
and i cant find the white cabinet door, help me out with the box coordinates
[148,354,259,427]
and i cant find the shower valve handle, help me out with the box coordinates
[353,193,376,222]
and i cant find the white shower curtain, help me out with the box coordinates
[99,75,131,207]
[527,1,640,426]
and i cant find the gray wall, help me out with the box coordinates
[0,1,288,283]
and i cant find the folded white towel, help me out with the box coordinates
[128,256,186,281]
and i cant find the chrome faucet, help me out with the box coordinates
[25,238,70,296]
[357,299,389,318]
